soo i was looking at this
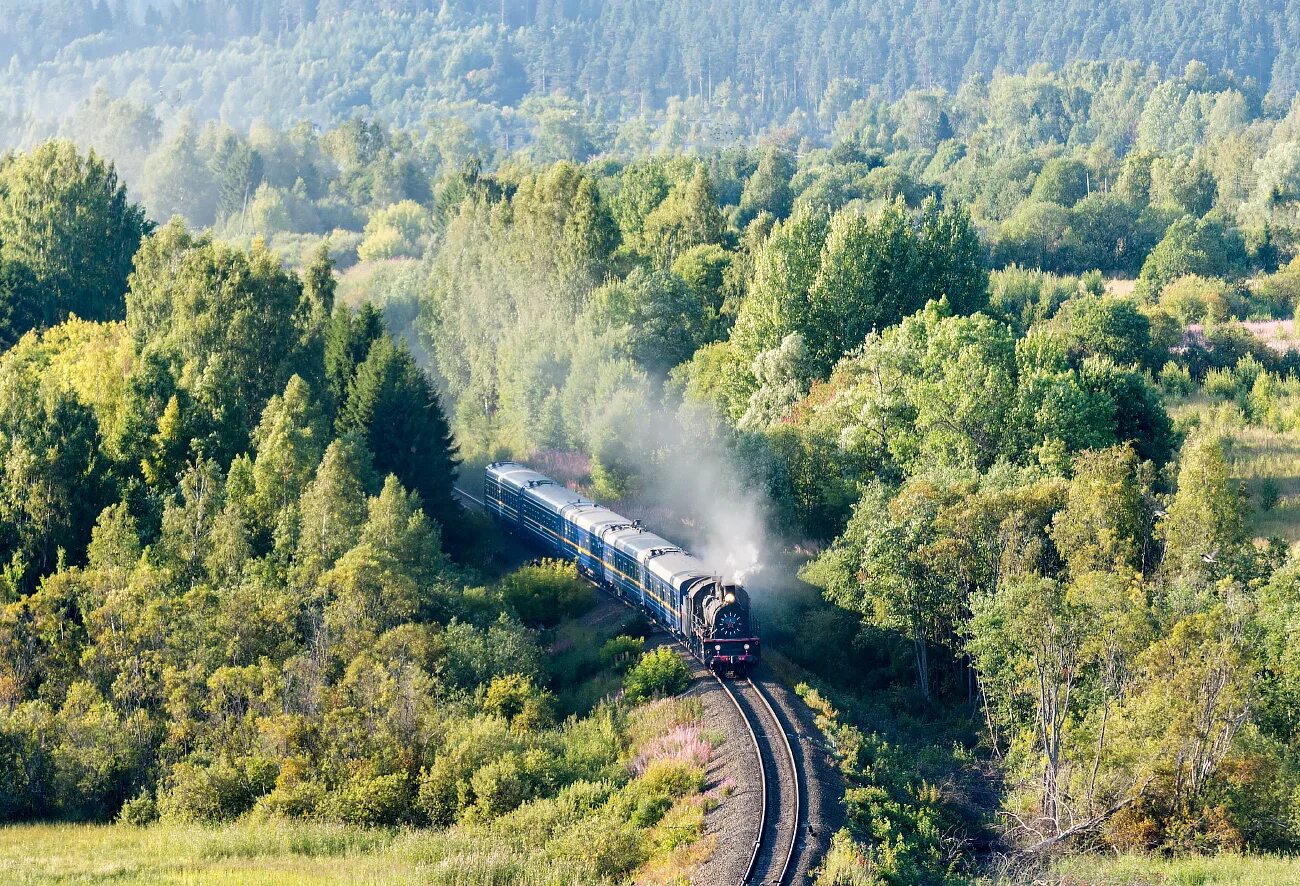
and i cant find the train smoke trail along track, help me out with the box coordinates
[715,674,801,886]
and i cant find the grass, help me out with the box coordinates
[1048,852,1300,885]
[0,821,596,884]
[1168,396,1300,546]
[1224,424,1300,544]
[0,821,416,885]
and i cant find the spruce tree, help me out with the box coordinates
[337,337,463,546]
[323,303,384,414]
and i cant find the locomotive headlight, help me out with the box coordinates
[724,592,736,603]
[715,645,721,652]
[744,644,750,651]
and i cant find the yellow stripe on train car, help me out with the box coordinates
[518,513,675,611]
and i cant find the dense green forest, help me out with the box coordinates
[6,0,1300,149]
[3,6,1300,882]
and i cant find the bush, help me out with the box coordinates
[547,813,648,879]
[599,635,645,672]
[500,560,594,627]
[483,674,555,732]
[1257,478,1281,512]
[638,758,705,801]
[254,760,327,819]
[117,791,158,825]
[466,753,533,822]
[1158,361,1195,397]
[623,648,691,703]
[158,757,278,823]
[320,771,412,826]
[1204,368,1240,402]
[1158,274,1231,325]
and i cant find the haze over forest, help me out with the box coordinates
[5,0,1300,143]
[2,2,1300,884]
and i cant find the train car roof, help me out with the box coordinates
[569,505,629,534]
[647,552,713,588]
[487,462,552,491]
[527,482,587,512]
[604,526,666,557]
[620,531,682,561]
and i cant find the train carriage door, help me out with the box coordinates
[589,531,603,578]
[567,518,580,561]
[603,538,619,596]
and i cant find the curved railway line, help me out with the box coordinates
[714,674,801,885]
[456,484,805,884]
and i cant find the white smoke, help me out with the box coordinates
[615,396,774,590]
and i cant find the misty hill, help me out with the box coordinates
[2,0,1299,140]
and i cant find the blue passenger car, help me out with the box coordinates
[484,462,759,676]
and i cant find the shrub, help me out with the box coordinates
[638,759,705,802]
[1158,361,1195,397]
[547,813,648,879]
[254,766,327,819]
[499,559,593,627]
[321,770,412,826]
[416,715,521,826]
[1257,478,1281,512]
[483,674,555,732]
[1158,274,1231,325]
[1204,368,1239,402]
[117,791,157,825]
[158,757,279,822]
[599,635,644,672]
[553,706,624,784]
[467,754,531,822]
[623,647,691,703]
[616,753,706,828]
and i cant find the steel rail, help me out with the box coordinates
[452,485,486,507]
[748,677,800,885]
[715,673,767,884]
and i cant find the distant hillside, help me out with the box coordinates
[2,0,1299,140]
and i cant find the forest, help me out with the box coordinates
[6,0,1300,151]
[2,4,1300,883]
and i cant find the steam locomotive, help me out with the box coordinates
[484,462,759,676]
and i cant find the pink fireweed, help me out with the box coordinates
[632,724,711,776]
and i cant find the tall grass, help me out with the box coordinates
[631,725,711,776]
[1169,396,1300,544]
[1047,852,1300,885]
[0,815,632,884]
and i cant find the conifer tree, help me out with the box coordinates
[323,303,384,413]
[338,337,463,545]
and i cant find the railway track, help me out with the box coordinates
[453,485,485,507]
[459,482,804,884]
[714,675,801,885]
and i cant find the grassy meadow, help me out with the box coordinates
[1224,423,1300,545]
[0,821,463,885]
[1168,394,1300,546]
[1048,852,1300,885]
